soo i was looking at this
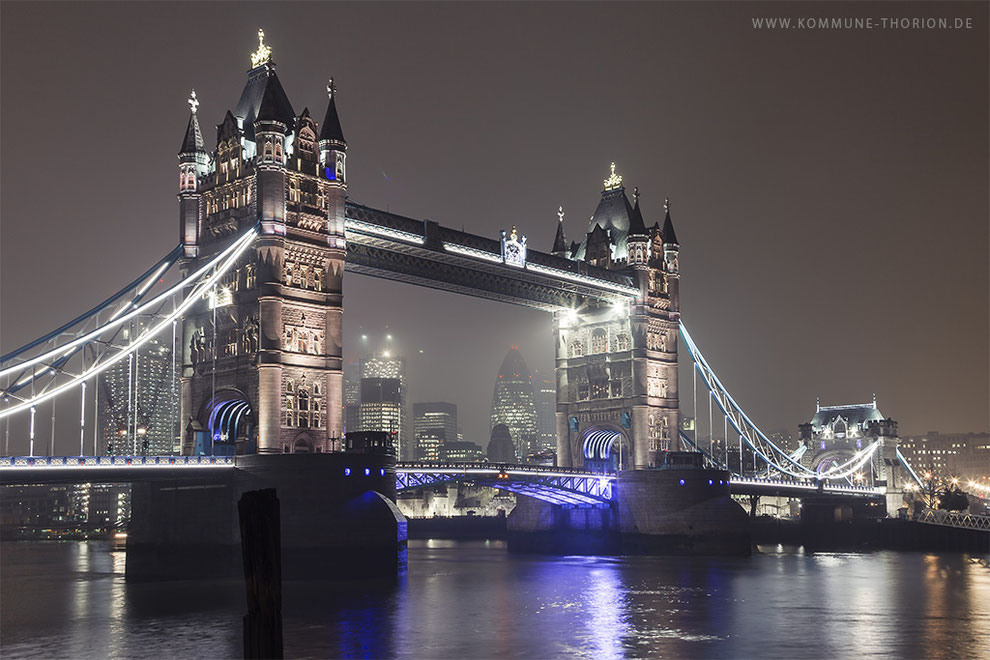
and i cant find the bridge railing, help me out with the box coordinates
[915,508,990,531]
[395,462,603,476]
[0,455,236,469]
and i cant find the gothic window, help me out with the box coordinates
[263,138,273,161]
[298,388,310,428]
[571,338,585,358]
[285,383,296,427]
[577,383,589,401]
[275,140,284,163]
[314,269,323,292]
[306,269,315,289]
[591,328,608,354]
[616,334,630,352]
[246,264,256,289]
[610,380,622,397]
[648,377,661,398]
[591,382,608,400]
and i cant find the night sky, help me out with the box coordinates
[1,2,987,454]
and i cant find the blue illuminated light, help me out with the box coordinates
[679,479,685,486]
[325,167,335,180]
[364,468,370,476]
[708,479,713,485]
[380,468,385,476]
[344,468,351,476]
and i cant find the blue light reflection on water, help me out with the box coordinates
[2,541,990,659]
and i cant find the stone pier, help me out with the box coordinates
[127,453,406,581]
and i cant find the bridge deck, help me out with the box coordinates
[344,202,639,311]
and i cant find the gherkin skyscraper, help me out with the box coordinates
[490,347,539,461]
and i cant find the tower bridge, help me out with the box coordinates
[0,30,938,574]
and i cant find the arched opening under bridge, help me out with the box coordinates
[581,424,631,472]
[198,390,254,456]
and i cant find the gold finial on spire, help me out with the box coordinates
[603,162,623,191]
[557,205,565,222]
[664,197,670,212]
[327,77,336,99]
[510,225,518,240]
[250,28,272,68]
[188,89,199,114]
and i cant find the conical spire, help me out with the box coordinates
[319,77,345,144]
[628,186,648,236]
[552,206,568,255]
[661,197,679,245]
[178,90,204,155]
[257,74,293,126]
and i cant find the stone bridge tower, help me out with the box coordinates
[177,31,346,454]
[554,165,680,470]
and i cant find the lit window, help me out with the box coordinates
[591,328,608,354]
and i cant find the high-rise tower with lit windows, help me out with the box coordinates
[490,347,539,460]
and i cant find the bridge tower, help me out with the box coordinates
[554,166,680,470]
[177,31,346,454]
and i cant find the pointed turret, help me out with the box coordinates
[319,78,346,145]
[319,77,347,187]
[626,187,650,266]
[661,198,679,246]
[319,77,348,240]
[552,206,569,257]
[628,187,648,236]
[178,91,204,155]
[257,76,292,126]
[178,90,208,257]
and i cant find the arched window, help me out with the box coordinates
[591,328,608,354]
[297,389,310,428]
[616,334,630,352]
[571,338,584,358]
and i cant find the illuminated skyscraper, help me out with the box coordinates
[358,378,402,446]
[98,330,177,455]
[359,355,409,459]
[532,371,556,453]
[490,347,538,460]
[413,402,458,462]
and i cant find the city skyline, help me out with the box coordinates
[1,4,987,459]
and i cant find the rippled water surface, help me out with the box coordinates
[2,540,989,658]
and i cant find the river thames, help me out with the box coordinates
[2,540,989,659]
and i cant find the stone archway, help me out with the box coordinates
[292,432,315,454]
[580,424,632,472]
[199,389,254,454]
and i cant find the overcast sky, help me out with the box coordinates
[1,2,987,454]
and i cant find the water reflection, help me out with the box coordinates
[2,542,989,659]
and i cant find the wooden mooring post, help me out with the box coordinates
[239,488,283,659]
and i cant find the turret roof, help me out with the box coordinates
[319,80,345,143]
[661,201,679,245]
[234,64,295,139]
[178,111,204,155]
